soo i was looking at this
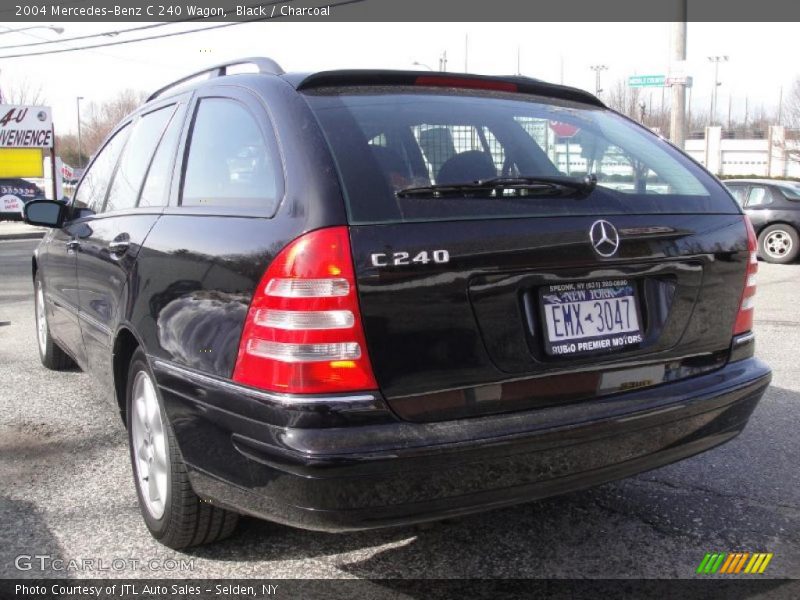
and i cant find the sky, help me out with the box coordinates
[0,21,797,135]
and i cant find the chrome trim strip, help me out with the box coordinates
[733,331,756,347]
[78,310,112,336]
[46,291,79,314]
[46,291,113,336]
[152,359,379,406]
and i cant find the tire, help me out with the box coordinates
[126,348,239,548]
[758,224,800,264]
[34,273,75,370]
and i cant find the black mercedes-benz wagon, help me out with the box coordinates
[24,58,771,548]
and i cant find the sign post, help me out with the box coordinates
[49,125,57,202]
[549,122,580,176]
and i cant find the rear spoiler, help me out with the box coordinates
[290,69,605,108]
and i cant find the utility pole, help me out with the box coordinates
[516,46,521,76]
[707,55,728,125]
[464,34,468,72]
[728,94,732,130]
[438,51,448,72]
[590,64,608,97]
[669,6,687,147]
[744,96,749,130]
[777,85,783,125]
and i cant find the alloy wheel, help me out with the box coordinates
[36,282,48,355]
[765,230,793,259]
[130,370,168,520]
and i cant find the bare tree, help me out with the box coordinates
[786,77,800,129]
[688,108,710,137]
[0,76,46,105]
[748,104,771,133]
[605,79,628,114]
[55,133,85,168]
[606,79,642,121]
[771,78,800,164]
[82,89,148,157]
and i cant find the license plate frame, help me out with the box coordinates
[539,278,644,357]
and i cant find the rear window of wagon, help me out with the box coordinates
[304,86,739,225]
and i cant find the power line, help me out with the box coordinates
[0,22,179,51]
[1,24,242,61]
[0,3,290,60]
[1,19,186,70]
[0,1,267,51]
[0,22,244,60]
[0,0,365,60]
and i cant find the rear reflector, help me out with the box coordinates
[414,75,518,93]
[232,227,378,394]
[733,217,758,335]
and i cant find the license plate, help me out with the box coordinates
[540,279,643,357]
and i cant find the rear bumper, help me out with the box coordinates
[153,357,771,532]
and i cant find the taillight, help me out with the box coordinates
[733,217,758,335]
[232,226,378,394]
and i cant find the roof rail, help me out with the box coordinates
[147,57,284,102]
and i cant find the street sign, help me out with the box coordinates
[0,105,53,148]
[628,75,666,88]
[549,121,580,138]
[666,76,693,88]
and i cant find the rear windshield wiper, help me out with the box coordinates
[396,174,597,198]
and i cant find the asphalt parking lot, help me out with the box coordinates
[1,237,798,580]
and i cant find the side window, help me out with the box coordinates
[72,125,131,213]
[139,104,187,208]
[181,98,281,211]
[727,185,747,206]
[747,186,771,207]
[105,105,176,213]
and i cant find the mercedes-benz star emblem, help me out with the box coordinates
[589,220,620,257]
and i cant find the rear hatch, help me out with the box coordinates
[303,77,748,422]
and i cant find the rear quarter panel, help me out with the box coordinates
[127,76,347,377]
